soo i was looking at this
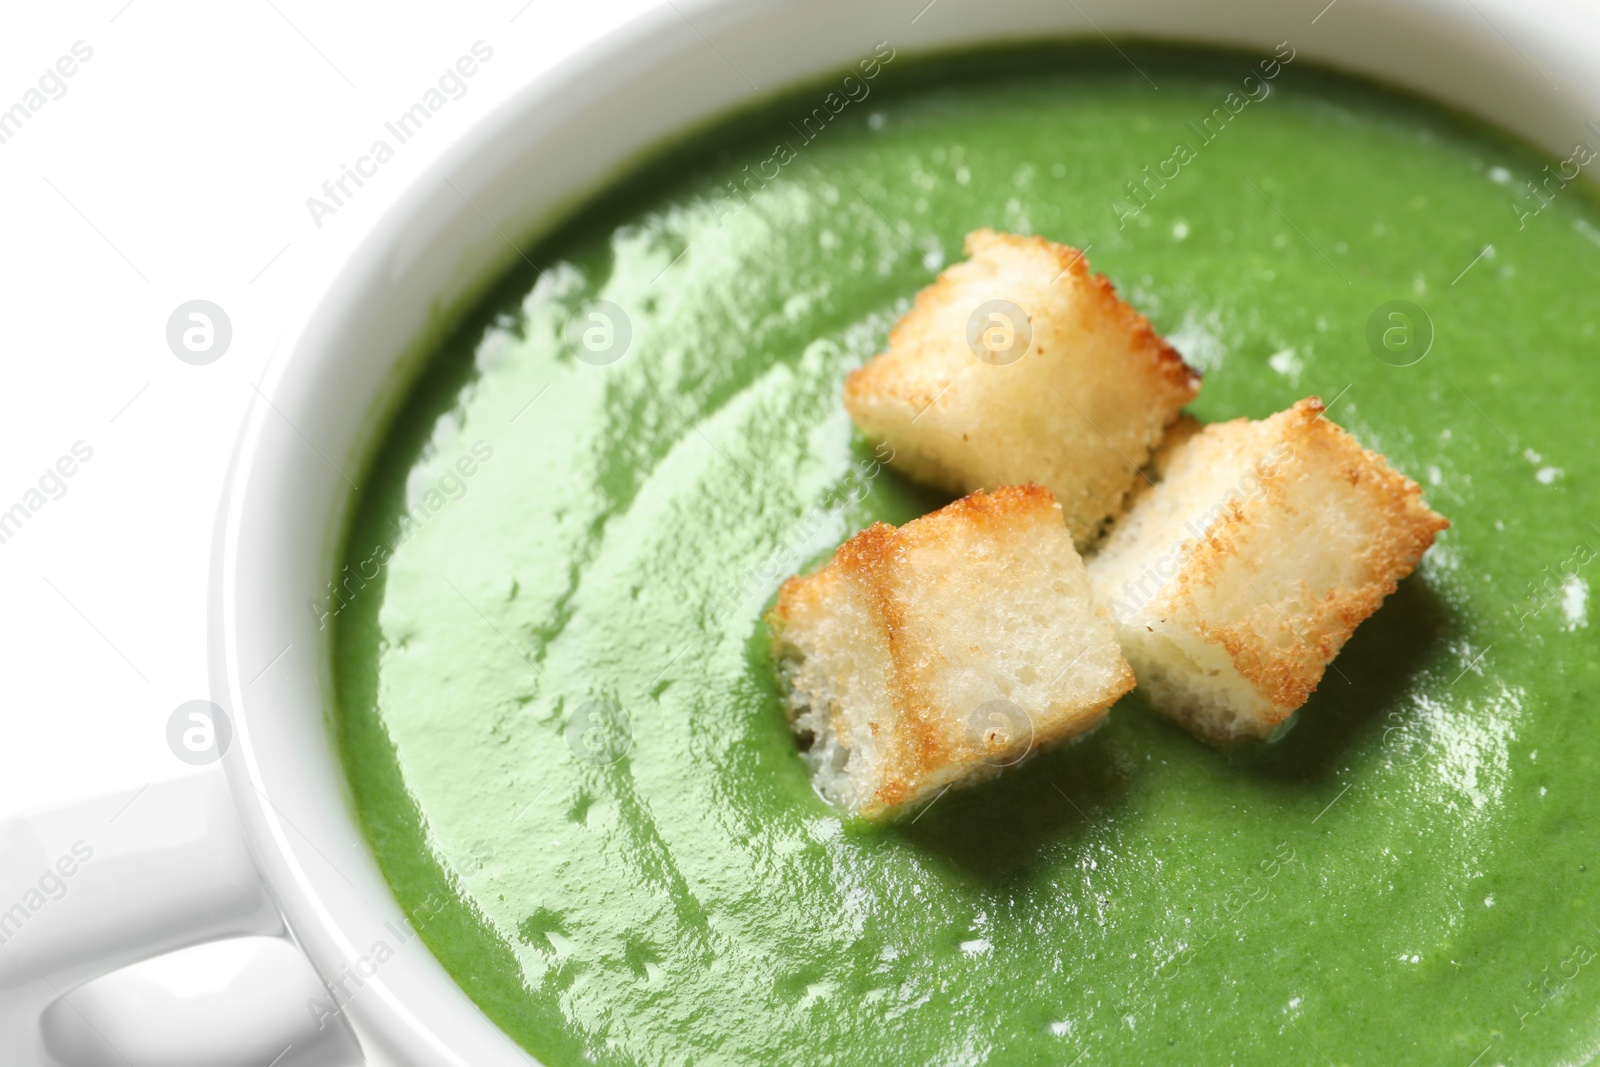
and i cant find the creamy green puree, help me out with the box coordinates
[334,46,1600,1065]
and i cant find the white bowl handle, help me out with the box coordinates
[0,772,364,1065]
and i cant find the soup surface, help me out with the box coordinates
[334,46,1600,1065]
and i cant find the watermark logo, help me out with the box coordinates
[166,300,232,365]
[1156,842,1296,979]
[708,40,896,231]
[306,42,496,229]
[0,40,94,148]
[166,700,232,765]
[1378,708,1436,767]
[1103,441,1294,617]
[1514,940,1596,1030]
[1111,42,1296,229]
[307,892,448,1029]
[709,444,894,624]
[564,300,633,366]
[1514,542,1594,632]
[0,839,94,949]
[1511,123,1600,230]
[1366,300,1432,367]
[308,440,494,630]
[967,699,1034,767]
[966,300,1032,366]
[566,698,632,765]
[0,440,93,548]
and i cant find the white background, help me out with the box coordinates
[5,1,1599,1060]
[0,0,659,823]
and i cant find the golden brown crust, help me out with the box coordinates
[1169,397,1448,716]
[828,525,918,809]
[1150,412,1205,467]
[1116,413,1205,517]
[768,483,1128,814]
[834,486,1061,809]
[964,230,1201,403]
[1083,264,1200,398]
[903,481,1058,533]
[844,230,1199,410]
[841,230,1200,548]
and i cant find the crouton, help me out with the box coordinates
[844,229,1200,547]
[1143,412,1205,478]
[768,485,1134,819]
[1086,398,1449,742]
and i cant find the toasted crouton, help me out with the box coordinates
[1086,398,1449,742]
[767,485,1134,819]
[844,229,1200,547]
[1144,412,1205,478]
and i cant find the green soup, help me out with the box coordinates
[334,45,1600,1065]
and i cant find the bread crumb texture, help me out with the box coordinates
[844,229,1199,547]
[768,485,1134,819]
[1086,398,1449,741]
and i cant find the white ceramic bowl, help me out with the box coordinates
[140,0,1600,1062]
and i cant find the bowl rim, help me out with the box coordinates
[212,1,1600,1063]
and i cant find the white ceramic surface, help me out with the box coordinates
[28,0,1600,1062]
